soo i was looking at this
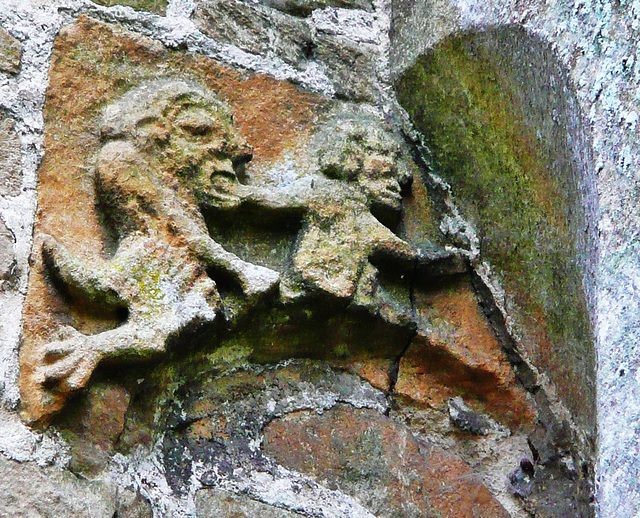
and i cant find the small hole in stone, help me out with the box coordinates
[620,368,626,377]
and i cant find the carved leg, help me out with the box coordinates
[41,234,121,306]
[36,323,167,392]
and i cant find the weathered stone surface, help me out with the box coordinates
[29,78,284,417]
[395,26,595,436]
[193,0,381,101]
[447,396,507,436]
[393,19,599,512]
[0,117,22,197]
[115,358,389,515]
[90,0,167,13]
[193,0,313,68]
[396,275,535,431]
[115,488,153,518]
[263,404,511,517]
[7,8,592,518]
[0,27,21,75]
[0,456,116,517]
[23,16,452,425]
[20,16,325,424]
[509,461,592,518]
[0,217,15,282]
[196,489,301,517]
[53,382,130,476]
[314,35,378,100]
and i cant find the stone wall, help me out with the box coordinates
[0,0,628,516]
[391,1,640,515]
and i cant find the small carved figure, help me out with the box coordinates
[292,111,420,303]
[244,109,427,307]
[37,79,280,394]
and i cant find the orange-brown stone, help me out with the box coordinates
[263,404,510,518]
[19,16,327,423]
[52,382,130,475]
[396,275,535,430]
[345,357,394,392]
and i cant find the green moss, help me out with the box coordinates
[91,0,167,14]
[240,303,413,364]
[396,31,593,425]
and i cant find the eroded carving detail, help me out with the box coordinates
[36,80,281,395]
[33,80,452,417]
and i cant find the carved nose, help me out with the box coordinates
[397,164,413,189]
[209,158,236,179]
[227,135,253,166]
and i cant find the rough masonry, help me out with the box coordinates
[0,0,623,516]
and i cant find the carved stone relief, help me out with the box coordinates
[15,16,591,517]
[35,79,283,396]
[25,75,460,420]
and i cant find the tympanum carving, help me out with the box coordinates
[26,79,458,421]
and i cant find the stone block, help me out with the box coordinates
[0,456,116,517]
[263,404,511,518]
[193,0,313,67]
[0,117,22,197]
[0,27,21,75]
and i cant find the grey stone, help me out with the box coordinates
[261,0,373,16]
[0,27,21,76]
[193,0,313,68]
[115,488,153,518]
[447,396,507,436]
[0,117,22,197]
[0,217,14,281]
[193,0,379,100]
[314,34,378,101]
[196,489,301,517]
[0,455,116,517]
[508,461,590,518]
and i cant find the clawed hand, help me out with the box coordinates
[36,326,103,392]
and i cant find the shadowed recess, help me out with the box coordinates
[395,25,596,434]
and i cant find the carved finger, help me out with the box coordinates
[56,325,81,341]
[43,343,72,364]
[38,348,100,393]
[43,327,84,364]
[65,355,100,391]
[36,355,77,386]
[240,263,280,299]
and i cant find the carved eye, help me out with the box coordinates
[137,117,170,143]
[175,107,217,137]
[179,120,211,136]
